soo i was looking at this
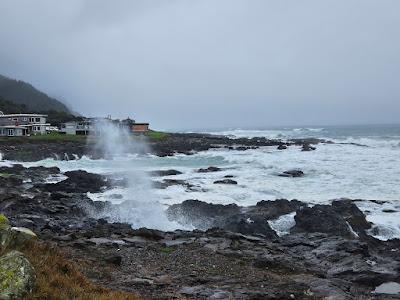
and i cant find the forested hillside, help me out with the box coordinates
[0,74,71,113]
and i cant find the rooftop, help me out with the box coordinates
[0,112,47,117]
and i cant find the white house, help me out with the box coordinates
[0,111,49,136]
[60,120,94,135]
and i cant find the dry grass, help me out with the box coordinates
[19,241,142,300]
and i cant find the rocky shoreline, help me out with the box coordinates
[0,164,399,299]
[0,132,326,161]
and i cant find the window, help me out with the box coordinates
[23,117,28,121]
[35,117,41,122]
[8,129,14,136]
[12,118,18,121]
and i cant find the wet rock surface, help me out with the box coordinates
[279,169,305,177]
[213,179,238,185]
[40,170,108,193]
[0,132,327,161]
[0,164,399,299]
[197,166,222,173]
[149,169,183,177]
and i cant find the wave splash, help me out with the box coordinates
[88,120,179,230]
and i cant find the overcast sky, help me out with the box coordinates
[0,1,399,130]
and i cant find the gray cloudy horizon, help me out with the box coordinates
[0,0,399,130]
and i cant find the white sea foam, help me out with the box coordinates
[268,212,296,236]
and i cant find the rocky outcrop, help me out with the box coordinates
[149,169,183,177]
[250,199,306,219]
[222,214,278,238]
[197,166,221,173]
[153,179,195,190]
[292,205,358,238]
[41,170,107,193]
[302,144,316,151]
[167,200,241,230]
[213,179,238,185]
[0,164,399,299]
[167,200,285,238]
[332,199,372,234]
[278,170,305,177]
[0,132,330,161]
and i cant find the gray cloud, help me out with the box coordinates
[0,0,399,130]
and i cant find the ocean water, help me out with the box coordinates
[1,124,400,239]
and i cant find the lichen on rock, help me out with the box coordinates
[0,250,36,300]
[0,215,9,230]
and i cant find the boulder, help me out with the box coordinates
[42,170,107,193]
[332,199,372,234]
[213,179,238,185]
[154,179,194,190]
[292,205,356,238]
[197,166,221,173]
[1,226,37,251]
[278,170,304,178]
[302,144,316,151]
[0,250,36,300]
[221,214,278,238]
[277,145,287,150]
[10,227,38,248]
[251,199,306,219]
[149,169,183,177]
[167,200,240,230]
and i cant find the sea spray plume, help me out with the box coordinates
[88,119,179,230]
[89,119,149,159]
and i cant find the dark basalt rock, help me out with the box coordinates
[153,179,194,190]
[213,179,238,185]
[278,170,305,177]
[104,254,122,266]
[41,170,107,193]
[302,144,316,151]
[277,144,287,150]
[1,164,399,300]
[332,199,372,234]
[221,214,278,238]
[132,228,165,240]
[292,205,356,238]
[251,199,306,219]
[0,164,61,186]
[0,132,329,161]
[197,166,221,173]
[149,169,183,177]
[167,200,241,230]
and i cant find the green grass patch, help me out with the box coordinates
[28,132,87,141]
[159,247,174,254]
[146,131,169,140]
[0,132,86,142]
[0,173,12,178]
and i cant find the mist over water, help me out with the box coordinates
[88,121,179,230]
